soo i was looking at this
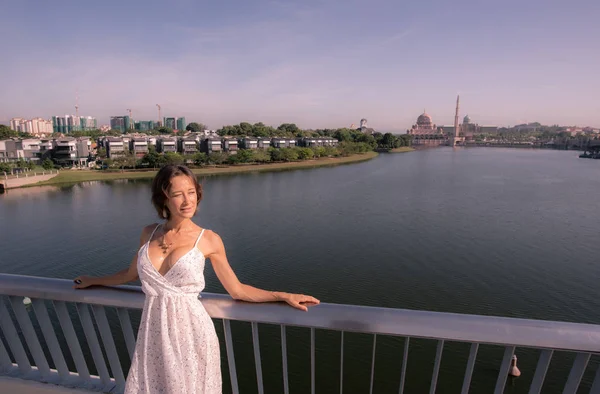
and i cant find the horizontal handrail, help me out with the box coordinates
[1,273,600,353]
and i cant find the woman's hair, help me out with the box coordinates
[151,165,203,219]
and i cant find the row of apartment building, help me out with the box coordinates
[0,137,92,166]
[1,135,339,165]
[99,135,339,158]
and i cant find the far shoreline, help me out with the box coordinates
[17,151,380,189]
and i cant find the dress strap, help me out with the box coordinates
[194,229,206,248]
[148,224,161,244]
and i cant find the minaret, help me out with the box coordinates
[452,95,460,146]
[454,95,460,139]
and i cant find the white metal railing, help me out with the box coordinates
[1,273,600,393]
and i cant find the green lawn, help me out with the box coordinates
[388,147,415,153]
[30,152,378,187]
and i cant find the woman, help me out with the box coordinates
[74,164,320,393]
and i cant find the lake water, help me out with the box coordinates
[1,148,599,393]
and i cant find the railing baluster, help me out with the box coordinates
[494,346,515,394]
[53,301,90,380]
[562,353,591,394]
[116,307,136,360]
[0,298,31,374]
[340,331,344,394]
[281,325,289,394]
[223,319,239,394]
[589,359,600,394]
[399,337,410,394]
[251,322,264,394]
[311,327,316,394]
[370,334,377,394]
[528,349,553,394]
[76,303,111,386]
[430,340,444,394]
[9,296,50,378]
[0,332,13,372]
[91,305,125,388]
[31,298,69,379]
[461,343,479,394]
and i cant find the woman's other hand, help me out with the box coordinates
[280,293,320,311]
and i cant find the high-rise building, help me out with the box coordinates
[110,116,132,133]
[79,116,97,131]
[10,118,24,131]
[52,115,93,133]
[176,117,186,131]
[163,117,176,130]
[135,121,156,131]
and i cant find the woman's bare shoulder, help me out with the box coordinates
[140,223,160,243]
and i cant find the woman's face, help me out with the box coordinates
[165,175,198,219]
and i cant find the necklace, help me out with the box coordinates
[158,234,173,255]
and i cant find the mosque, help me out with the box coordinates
[406,111,447,146]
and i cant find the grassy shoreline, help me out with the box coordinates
[25,152,378,188]
[388,147,415,153]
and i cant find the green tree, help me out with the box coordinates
[252,149,271,163]
[186,122,206,133]
[192,152,208,166]
[277,123,300,135]
[157,127,174,135]
[42,158,54,170]
[235,149,255,163]
[296,147,314,160]
[96,147,107,159]
[0,162,11,174]
[311,146,326,157]
[164,152,184,165]
[208,152,228,164]
[280,147,299,162]
[141,151,163,168]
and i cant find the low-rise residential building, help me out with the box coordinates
[179,137,199,155]
[0,140,9,162]
[271,138,289,148]
[200,136,223,153]
[121,136,131,152]
[131,137,149,158]
[257,138,271,149]
[53,138,78,166]
[300,137,338,147]
[0,139,42,163]
[21,139,42,163]
[240,137,258,149]
[158,137,177,153]
[40,139,55,156]
[222,138,238,153]
[106,137,126,158]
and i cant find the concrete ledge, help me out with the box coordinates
[0,376,100,393]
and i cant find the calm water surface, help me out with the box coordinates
[1,148,599,393]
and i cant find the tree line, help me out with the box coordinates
[99,142,372,170]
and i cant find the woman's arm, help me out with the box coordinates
[205,231,320,311]
[73,225,155,289]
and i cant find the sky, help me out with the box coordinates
[1,0,599,132]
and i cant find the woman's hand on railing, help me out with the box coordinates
[280,293,320,312]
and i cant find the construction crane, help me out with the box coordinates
[156,104,161,126]
[75,90,79,118]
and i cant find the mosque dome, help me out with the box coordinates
[417,112,433,126]
[463,115,471,124]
